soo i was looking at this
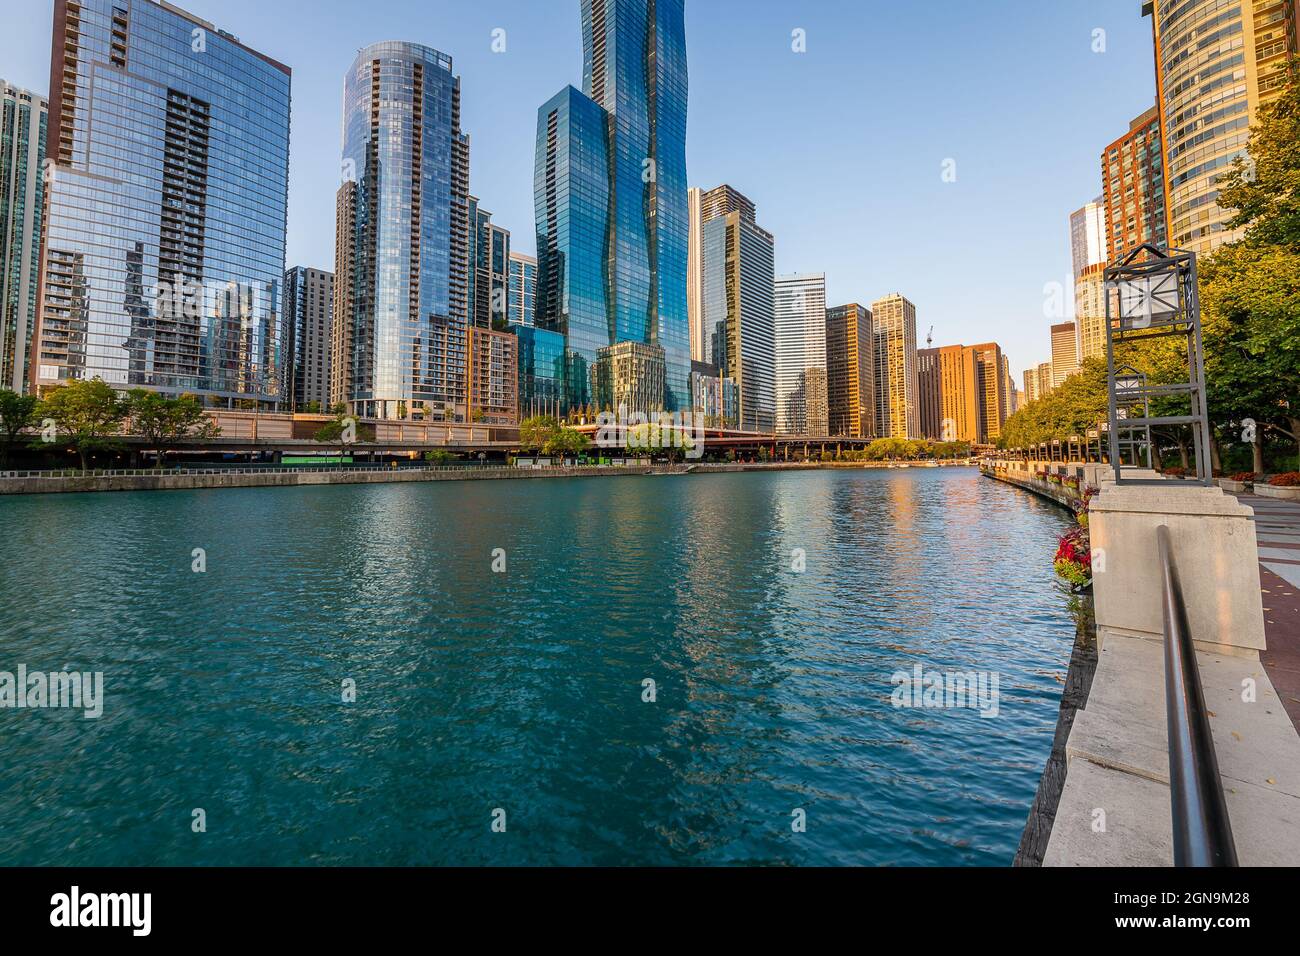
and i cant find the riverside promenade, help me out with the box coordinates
[984,460,1300,866]
[1238,493,1300,732]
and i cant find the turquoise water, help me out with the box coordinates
[0,468,1077,866]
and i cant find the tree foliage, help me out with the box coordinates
[126,389,220,467]
[0,389,38,469]
[37,378,128,471]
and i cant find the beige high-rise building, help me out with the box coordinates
[972,342,1009,445]
[825,303,875,439]
[1050,321,1080,387]
[1146,0,1300,255]
[1023,361,1053,403]
[938,345,978,444]
[687,187,704,362]
[871,293,918,439]
[1074,263,1111,362]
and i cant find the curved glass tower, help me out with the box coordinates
[333,41,470,421]
[534,0,691,415]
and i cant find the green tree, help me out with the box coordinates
[314,410,374,458]
[126,390,221,467]
[1199,68,1300,471]
[0,389,38,470]
[38,378,128,472]
[518,415,560,454]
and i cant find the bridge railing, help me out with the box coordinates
[1157,524,1238,867]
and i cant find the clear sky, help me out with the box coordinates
[1,0,1158,383]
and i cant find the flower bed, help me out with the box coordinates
[1258,472,1300,501]
[1054,525,1092,590]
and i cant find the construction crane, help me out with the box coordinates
[926,326,934,348]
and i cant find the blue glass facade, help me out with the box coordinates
[336,41,470,421]
[35,0,290,404]
[534,85,611,412]
[513,325,566,418]
[534,0,691,415]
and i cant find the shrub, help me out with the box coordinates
[1229,472,1258,483]
[1163,466,1188,478]
[1270,472,1300,487]
[1054,526,1092,587]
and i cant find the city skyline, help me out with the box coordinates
[0,0,1165,386]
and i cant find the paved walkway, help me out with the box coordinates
[1238,493,1300,731]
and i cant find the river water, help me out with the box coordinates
[0,467,1077,865]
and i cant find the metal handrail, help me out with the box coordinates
[1156,525,1238,866]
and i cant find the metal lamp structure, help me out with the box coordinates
[1103,244,1212,486]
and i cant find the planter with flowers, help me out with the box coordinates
[1220,471,1258,494]
[1054,525,1092,592]
[1257,472,1300,501]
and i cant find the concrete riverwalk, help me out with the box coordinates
[984,461,1300,866]
[1237,493,1300,732]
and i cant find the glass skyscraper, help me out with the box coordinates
[534,0,691,415]
[34,0,291,404]
[507,253,537,328]
[333,41,470,421]
[0,80,46,394]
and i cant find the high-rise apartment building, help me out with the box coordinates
[334,42,469,422]
[534,0,691,415]
[507,252,537,328]
[825,303,875,439]
[700,184,774,433]
[1069,197,1107,278]
[774,273,827,436]
[916,347,942,440]
[1050,321,1080,387]
[871,293,918,439]
[34,1,291,404]
[938,345,979,444]
[467,326,518,424]
[1024,361,1054,404]
[687,187,704,362]
[469,198,510,330]
[977,346,1005,443]
[1145,0,1300,255]
[1101,105,1167,262]
[284,267,333,410]
[0,80,46,394]
[1074,263,1111,362]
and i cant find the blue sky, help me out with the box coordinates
[1,0,1158,382]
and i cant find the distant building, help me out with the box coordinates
[825,303,875,439]
[1069,198,1107,278]
[700,185,774,432]
[507,253,537,328]
[687,187,704,362]
[871,293,918,439]
[1075,263,1110,362]
[467,326,518,425]
[938,345,979,444]
[916,347,942,440]
[1102,105,1166,263]
[691,360,739,428]
[774,273,827,436]
[1050,321,1080,387]
[469,198,510,329]
[0,79,46,394]
[971,343,1009,445]
[284,267,334,410]
[514,325,564,418]
[594,341,666,418]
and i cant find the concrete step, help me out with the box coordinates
[1045,630,1300,866]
